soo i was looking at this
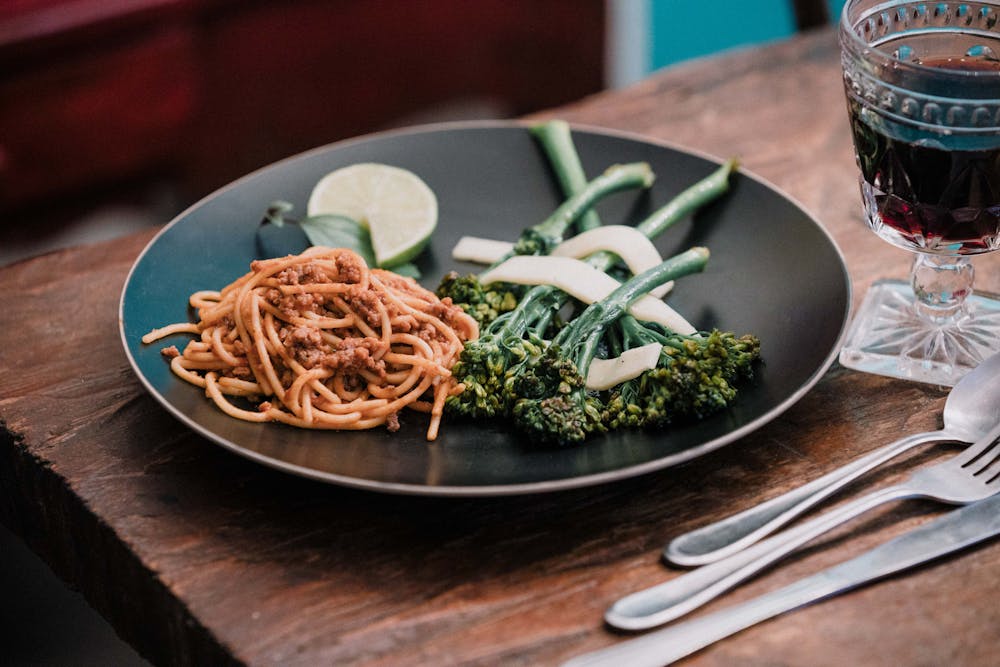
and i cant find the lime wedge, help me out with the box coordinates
[306,163,438,267]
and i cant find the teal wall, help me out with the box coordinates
[646,0,848,71]
[650,1,796,70]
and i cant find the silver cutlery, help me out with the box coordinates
[666,350,1000,566]
[605,421,1000,631]
[565,489,1000,667]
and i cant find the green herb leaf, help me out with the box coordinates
[259,206,421,278]
[300,214,376,266]
[263,200,295,227]
[256,200,311,257]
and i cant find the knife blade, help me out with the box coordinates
[563,492,1000,667]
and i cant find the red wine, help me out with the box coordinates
[847,58,1000,254]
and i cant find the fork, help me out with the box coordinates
[605,421,1000,631]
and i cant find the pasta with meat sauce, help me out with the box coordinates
[142,247,479,440]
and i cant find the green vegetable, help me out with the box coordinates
[299,214,375,261]
[508,161,654,259]
[508,248,710,445]
[602,326,761,431]
[444,120,753,443]
[530,119,602,234]
[256,200,420,277]
[435,271,520,327]
[505,248,761,445]
[437,159,654,325]
[445,155,739,420]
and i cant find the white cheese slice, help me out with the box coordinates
[478,255,695,335]
[551,225,672,298]
[585,343,662,390]
[452,227,674,298]
[451,236,514,264]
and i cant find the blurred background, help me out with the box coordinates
[0,0,848,267]
[1,0,843,663]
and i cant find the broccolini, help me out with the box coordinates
[507,247,712,445]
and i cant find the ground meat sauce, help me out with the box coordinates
[385,411,401,432]
[323,337,388,377]
[344,284,385,328]
[151,247,479,439]
[256,255,472,390]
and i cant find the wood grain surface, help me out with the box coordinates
[3,28,1000,666]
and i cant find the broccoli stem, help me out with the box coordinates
[530,120,602,233]
[636,157,739,238]
[489,283,561,337]
[488,157,739,343]
[585,157,740,274]
[531,119,738,275]
[508,247,713,446]
[553,247,711,372]
[502,161,654,262]
[620,313,668,348]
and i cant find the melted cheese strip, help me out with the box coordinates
[451,236,514,264]
[478,255,695,335]
[586,343,662,390]
[551,225,672,298]
[453,227,673,298]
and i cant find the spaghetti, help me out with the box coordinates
[142,247,479,440]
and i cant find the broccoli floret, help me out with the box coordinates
[603,329,761,430]
[435,271,520,327]
[445,336,507,418]
[509,345,605,445]
[444,279,564,420]
[446,332,543,419]
[506,248,711,445]
[443,123,746,443]
[511,228,555,257]
[513,393,606,446]
[505,343,580,399]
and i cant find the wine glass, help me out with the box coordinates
[838,0,1000,386]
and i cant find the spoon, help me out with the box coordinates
[665,350,1000,567]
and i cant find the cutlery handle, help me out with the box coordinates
[567,576,835,667]
[665,431,946,566]
[572,494,1000,667]
[606,484,912,630]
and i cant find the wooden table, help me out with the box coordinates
[3,27,999,666]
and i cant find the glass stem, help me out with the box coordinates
[910,254,974,323]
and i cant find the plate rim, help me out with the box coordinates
[119,119,853,497]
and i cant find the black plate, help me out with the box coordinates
[120,121,850,496]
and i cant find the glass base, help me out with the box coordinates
[840,279,1000,386]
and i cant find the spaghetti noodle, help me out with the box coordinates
[142,247,479,440]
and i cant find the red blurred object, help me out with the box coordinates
[0,0,605,212]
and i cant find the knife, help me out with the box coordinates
[563,492,1000,667]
